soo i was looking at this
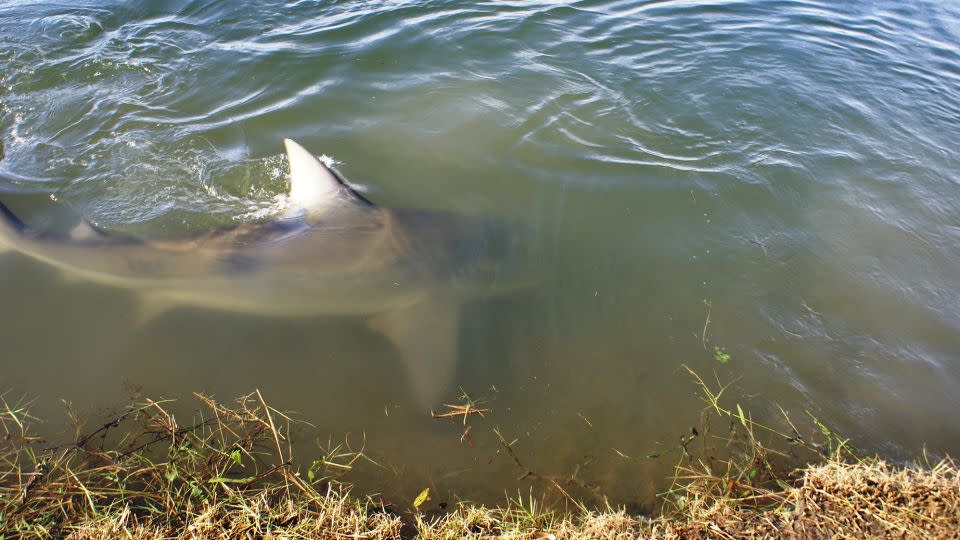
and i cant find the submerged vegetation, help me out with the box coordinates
[1,374,957,539]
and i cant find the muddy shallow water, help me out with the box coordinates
[1,0,959,507]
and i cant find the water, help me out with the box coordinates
[2,0,960,508]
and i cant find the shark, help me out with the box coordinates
[0,139,529,405]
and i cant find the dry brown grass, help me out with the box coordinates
[653,458,960,539]
[1,387,958,539]
[64,490,404,540]
[0,391,402,539]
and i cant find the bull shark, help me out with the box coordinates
[0,139,529,405]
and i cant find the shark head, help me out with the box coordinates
[390,207,533,294]
[283,137,533,295]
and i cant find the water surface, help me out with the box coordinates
[2,0,960,508]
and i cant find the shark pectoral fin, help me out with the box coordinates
[135,294,177,326]
[369,297,462,410]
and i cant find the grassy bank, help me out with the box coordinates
[1,378,957,539]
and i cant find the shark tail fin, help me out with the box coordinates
[0,200,25,253]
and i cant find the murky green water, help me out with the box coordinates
[2,0,959,508]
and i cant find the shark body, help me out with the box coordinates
[0,139,527,405]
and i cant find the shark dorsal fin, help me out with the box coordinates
[69,218,106,242]
[283,138,371,217]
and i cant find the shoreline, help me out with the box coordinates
[2,388,957,539]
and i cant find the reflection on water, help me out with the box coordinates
[2,0,960,506]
